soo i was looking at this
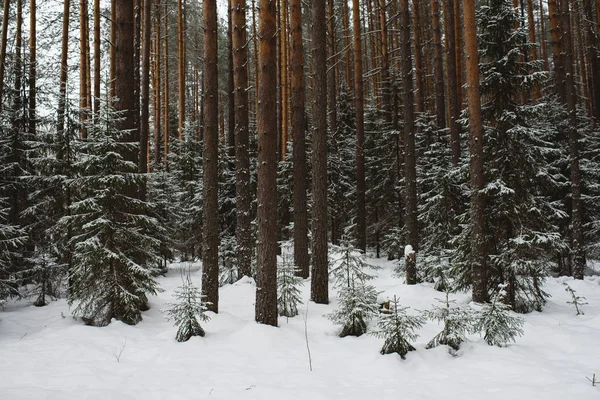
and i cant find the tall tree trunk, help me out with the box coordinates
[328,0,337,135]
[153,0,162,167]
[539,0,549,71]
[443,0,461,164]
[378,0,391,120]
[110,0,116,98]
[311,0,328,304]
[232,0,253,279]
[177,0,185,139]
[163,0,169,167]
[80,0,89,139]
[255,0,278,326]
[574,0,592,117]
[133,0,141,152]
[430,0,446,128]
[454,0,464,106]
[464,0,487,302]
[29,0,36,137]
[559,0,585,279]
[412,0,425,115]
[203,0,220,313]
[280,0,289,158]
[399,0,418,285]
[527,0,541,100]
[291,0,309,279]
[0,0,10,110]
[353,0,366,252]
[140,0,151,176]
[57,0,70,134]
[93,0,101,114]
[252,0,259,118]
[342,0,353,91]
[548,0,566,102]
[582,0,600,119]
[227,0,235,154]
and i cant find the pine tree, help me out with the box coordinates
[219,234,238,285]
[60,101,162,326]
[371,296,425,358]
[564,283,587,315]
[164,271,210,342]
[23,249,65,307]
[474,284,525,346]
[0,196,26,304]
[424,291,474,351]
[329,241,377,288]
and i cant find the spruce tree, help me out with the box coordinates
[60,101,162,326]
[371,296,425,358]
[424,291,474,351]
[165,271,210,342]
[474,284,525,346]
[277,248,303,318]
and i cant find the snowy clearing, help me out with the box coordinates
[1,259,599,400]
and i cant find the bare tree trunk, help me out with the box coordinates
[110,0,116,98]
[163,0,169,167]
[291,0,309,279]
[430,0,446,128]
[353,0,366,252]
[454,0,464,107]
[412,0,425,115]
[177,0,185,139]
[93,0,100,114]
[232,0,252,279]
[574,0,592,117]
[548,0,566,102]
[399,0,418,285]
[464,0,487,302]
[582,0,600,119]
[539,0,549,72]
[29,0,36,138]
[57,0,70,134]
[280,0,289,158]
[80,0,89,139]
[0,0,10,110]
[140,0,151,177]
[255,0,278,326]
[203,0,220,313]
[342,0,353,91]
[443,0,461,164]
[311,0,328,304]
[227,0,235,154]
[378,0,391,120]
[153,0,162,167]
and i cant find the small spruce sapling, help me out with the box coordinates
[164,271,210,342]
[424,291,474,351]
[564,283,587,315]
[327,241,380,337]
[474,284,524,347]
[371,296,425,358]
[277,251,304,318]
[219,234,238,286]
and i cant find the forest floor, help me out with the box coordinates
[1,258,600,399]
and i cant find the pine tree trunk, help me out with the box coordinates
[177,0,185,139]
[548,0,566,103]
[463,0,487,303]
[443,0,461,164]
[153,0,162,167]
[378,0,391,120]
[412,0,425,115]
[311,0,328,305]
[80,0,89,139]
[454,0,464,107]
[399,0,418,285]
[93,0,100,115]
[280,0,289,158]
[353,0,366,253]
[574,0,592,117]
[203,0,220,313]
[232,0,253,279]
[110,0,116,98]
[539,0,549,72]
[255,0,278,326]
[342,0,353,91]
[430,0,446,128]
[115,0,135,139]
[227,0,235,155]
[527,0,541,100]
[291,0,309,279]
[57,0,70,134]
[582,0,600,119]
[560,0,585,279]
[0,0,10,111]
[163,0,169,167]
[133,0,141,153]
[140,0,151,176]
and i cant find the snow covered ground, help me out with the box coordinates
[2,258,600,400]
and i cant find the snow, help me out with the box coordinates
[2,259,600,399]
[404,244,414,256]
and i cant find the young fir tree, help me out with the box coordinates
[0,196,26,305]
[451,0,565,312]
[277,244,304,318]
[219,234,237,285]
[327,241,380,337]
[60,101,162,326]
[165,271,210,342]
[423,290,475,351]
[146,168,177,272]
[474,284,525,346]
[371,296,425,358]
[23,249,65,306]
[564,283,587,316]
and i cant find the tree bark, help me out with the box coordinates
[548,0,566,103]
[80,0,89,139]
[227,0,235,154]
[163,0,169,167]
[430,0,446,128]
[140,0,151,176]
[539,0,549,71]
[311,0,328,305]
[443,0,461,164]
[203,0,220,313]
[399,0,418,285]
[177,0,185,139]
[29,0,36,137]
[110,0,116,98]
[0,0,10,110]
[342,0,353,91]
[463,0,487,302]
[232,0,253,279]
[153,0,162,167]
[255,0,278,326]
[93,0,101,114]
[378,0,391,120]
[353,0,366,253]
[280,0,289,158]
[582,0,600,119]
[57,0,70,134]
[115,0,136,141]
[291,0,309,279]
[454,0,464,106]
[412,0,425,115]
